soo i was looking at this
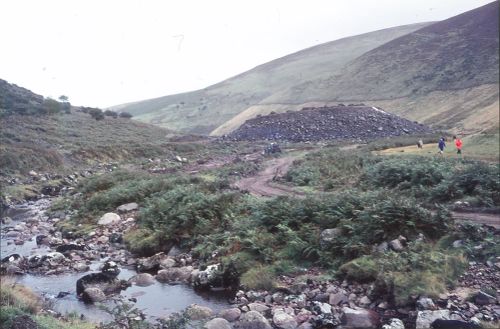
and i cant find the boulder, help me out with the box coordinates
[320,228,341,247]
[474,291,496,305]
[82,287,106,303]
[136,252,168,272]
[329,292,349,306]
[239,310,272,329]
[415,310,450,329]
[341,307,380,329]
[382,318,405,329]
[219,307,241,322]
[192,264,221,289]
[185,304,213,320]
[273,310,298,329]
[98,212,121,225]
[56,243,86,253]
[431,319,481,329]
[248,302,270,314]
[204,318,231,329]
[116,202,139,213]
[156,266,193,283]
[129,273,155,287]
[389,239,404,252]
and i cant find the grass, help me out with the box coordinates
[0,278,95,329]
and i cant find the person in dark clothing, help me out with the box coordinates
[438,137,446,154]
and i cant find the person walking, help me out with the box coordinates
[438,137,446,154]
[453,135,463,154]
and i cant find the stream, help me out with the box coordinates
[0,199,231,323]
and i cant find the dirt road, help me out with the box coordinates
[234,156,304,198]
[451,211,500,229]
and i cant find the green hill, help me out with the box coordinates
[110,23,430,134]
[113,2,498,140]
[0,79,176,176]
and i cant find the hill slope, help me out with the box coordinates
[111,23,430,134]
[255,1,499,135]
[0,80,176,176]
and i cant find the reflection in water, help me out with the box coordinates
[1,203,232,323]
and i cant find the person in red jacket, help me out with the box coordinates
[453,135,463,154]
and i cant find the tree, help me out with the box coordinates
[58,95,69,102]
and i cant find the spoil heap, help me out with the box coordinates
[228,106,432,142]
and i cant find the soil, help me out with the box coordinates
[234,156,304,198]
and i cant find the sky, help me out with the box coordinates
[0,0,493,108]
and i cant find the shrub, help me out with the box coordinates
[88,108,104,120]
[240,265,276,290]
[119,111,133,118]
[123,228,166,256]
[104,110,118,118]
[339,243,467,306]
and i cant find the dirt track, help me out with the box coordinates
[234,154,500,229]
[234,156,304,198]
[451,211,500,229]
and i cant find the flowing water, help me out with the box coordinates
[1,200,232,323]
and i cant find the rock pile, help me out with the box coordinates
[228,106,432,142]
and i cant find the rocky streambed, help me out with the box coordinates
[1,198,499,329]
[0,199,232,324]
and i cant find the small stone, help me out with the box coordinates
[129,273,155,287]
[417,297,436,310]
[415,310,450,329]
[273,310,298,329]
[382,318,405,329]
[82,287,106,303]
[116,202,139,213]
[248,302,270,313]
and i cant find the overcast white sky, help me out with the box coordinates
[0,0,493,108]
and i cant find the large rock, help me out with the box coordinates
[329,292,349,306]
[474,291,496,305]
[98,212,121,225]
[415,310,450,329]
[136,252,169,272]
[116,202,139,213]
[82,287,106,303]
[204,318,231,329]
[320,228,342,247]
[239,310,273,329]
[185,304,213,320]
[248,302,270,313]
[220,307,241,322]
[273,310,298,329]
[156,266,193,283]
[128,273,155,287]
[341,307,380,329]
[192,263,221,289]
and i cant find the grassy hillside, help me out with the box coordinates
[111,23,430,134]
[256,2,499,137]
[0,80,180,176]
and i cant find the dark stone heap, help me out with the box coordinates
[228,106,432,142]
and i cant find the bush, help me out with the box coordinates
[104,110,118,118]
[88,108,104,120]
[339,243,467,306]
[240,265,276,290]
[123,228,166,256]
[119,111,133,118]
